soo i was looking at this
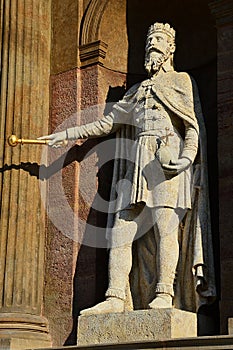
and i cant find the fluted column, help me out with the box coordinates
[209,0,233,334]
[0,0,51,348]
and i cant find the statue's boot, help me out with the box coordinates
[148,293,173,309]
[80,297,124,316]
[80,236,134,316]
[148,207,182,310]
[80,243,133,316]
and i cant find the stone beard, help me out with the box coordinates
[144,46,172,75]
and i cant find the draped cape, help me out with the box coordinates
[107,71,216,312]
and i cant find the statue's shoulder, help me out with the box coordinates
[155,71,197,102]
[165,71,193,90]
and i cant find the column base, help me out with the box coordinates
[0,313,52,349]
[77,308,197,346]
[0,336,51,350]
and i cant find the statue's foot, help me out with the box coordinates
[80,297,124,316]
[148,294,173,309]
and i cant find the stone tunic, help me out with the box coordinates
[67,79,198,211]
[114,84,193,211]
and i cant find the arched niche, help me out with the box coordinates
[80,0,216,112]
[126,0,217,128]
[80,0,219,332]
[126,1,219,333]
[99,0,128,73]
[80,0,217,239]
[81,0,217,172]
[80,0,109,44]
[126,0,216,74]
[80,0,128,72]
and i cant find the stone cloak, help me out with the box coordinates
[107,71,216,312]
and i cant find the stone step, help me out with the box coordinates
[31,335,233,350]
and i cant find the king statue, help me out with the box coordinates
[39,22,216,315]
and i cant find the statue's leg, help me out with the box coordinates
[149,207,182,309]
[80,206,143,315]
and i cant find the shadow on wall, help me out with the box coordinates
[64,86,126,346]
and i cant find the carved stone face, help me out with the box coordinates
[144,32,174,75]
[146,32,170,55]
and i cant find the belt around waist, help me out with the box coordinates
[137,130,167,138]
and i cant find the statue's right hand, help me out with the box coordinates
[37,130,67,147]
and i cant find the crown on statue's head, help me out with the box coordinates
[147,22,176,40]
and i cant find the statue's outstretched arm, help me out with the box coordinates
[38,112,119,147]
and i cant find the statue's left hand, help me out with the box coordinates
[162,157,191,175]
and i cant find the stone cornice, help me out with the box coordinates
[79,40,108,67]
[209,0,233,24]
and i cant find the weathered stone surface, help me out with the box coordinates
[213,6,233,335]
[0,0,51,348]
[99,0,128,73]
[44,56,127,345]
[51,0,80,74]
[77,309,197,345]
[43,68,81,346]
[228,318,233,334]
[79,40,108,67]
[26,335,233,350]
[0,337,51,350]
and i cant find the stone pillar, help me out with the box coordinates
[209,0,233,334]
[0,0,51,348]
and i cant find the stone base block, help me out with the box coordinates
[0,313,52,349]
[228,318,233,334]
[0,336,51,350]
[77,308,197,346]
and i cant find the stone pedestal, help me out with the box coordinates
[77,309,197,346]
[228,318,233,334]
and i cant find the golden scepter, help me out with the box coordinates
[8,134,68,147]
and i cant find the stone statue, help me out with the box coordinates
[39,22,216,315]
